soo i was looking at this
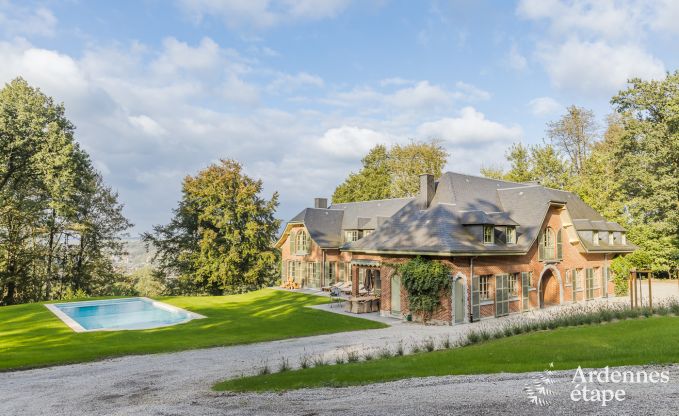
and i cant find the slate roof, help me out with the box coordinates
[283,197,413,249]
[344,172,636,255]
[281,172,636,254]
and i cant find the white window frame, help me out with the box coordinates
[593,231,600,246]
[506,226,516,244]
[508,273,519,298]
[483,225,494,245]
[479,275,491,301]
[345,230,359,243]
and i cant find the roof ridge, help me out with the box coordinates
[330,196,416,205]
[445,171,530,187]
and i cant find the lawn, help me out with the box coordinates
[215,316,679,392]
[0,288,386,371]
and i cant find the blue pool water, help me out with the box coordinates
[51,298,198,331]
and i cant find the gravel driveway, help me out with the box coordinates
[2,293,678,415]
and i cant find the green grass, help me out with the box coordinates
[215,316,679,392]
[0,289,386,371]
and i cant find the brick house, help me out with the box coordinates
[275,172,636,324]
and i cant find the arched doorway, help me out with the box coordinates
[539,268,561,308]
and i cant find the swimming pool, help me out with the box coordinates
[45,298,205,332]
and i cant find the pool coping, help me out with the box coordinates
[45,297,206,333]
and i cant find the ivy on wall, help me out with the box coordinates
[392,257,451,323]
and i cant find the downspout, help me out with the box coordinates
[469,256,475,323]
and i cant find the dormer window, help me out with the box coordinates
[506,226,516,244]
[593,231,599,246]
[621,233,626,245]
[608,232,614,245]
[345,230,359,242]
[363,230,373,237]
[483,225,494,244]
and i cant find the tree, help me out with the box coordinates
[480,142,570,189]
[332,140,448,203]
[546,105,598,174]
[332,145,391,203]
[0,78,131,305]
[144,159,281,295]
[609,72,679,273]
[389,140,448,197]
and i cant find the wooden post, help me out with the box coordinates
[648,272,653,311]
[629,271,634,309]
[631,270,638,309]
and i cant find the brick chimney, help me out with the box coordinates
[314,198,328,209]
[418,174,435,209]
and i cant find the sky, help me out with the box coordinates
[1,0,678,234]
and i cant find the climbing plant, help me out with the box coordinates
[393,257,451,323]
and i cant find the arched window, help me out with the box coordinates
[295,229,311,254]
[539,227,563,261]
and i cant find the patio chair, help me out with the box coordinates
[329,286,345,308]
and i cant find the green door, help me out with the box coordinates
[453,277,465,324]
[391,275,401,316]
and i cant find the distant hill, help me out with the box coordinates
[112,239,156,274]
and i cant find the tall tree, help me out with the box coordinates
[480,142,570,189]
[0,78,131,305]
[546,105,598,174]
[332,145,391,204]
[609,72,679,272]
[143,159,281,295]
[332,140,448,203]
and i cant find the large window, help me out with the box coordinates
[539,227,562,261]
[495,274,509,317]
[326,261,337,283]
[585,268,595,300]
[294,230,310,254]
[479,275,491,300]
[483,226,494,244]
[506,226,516,244]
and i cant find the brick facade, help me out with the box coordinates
[280,206,621,325]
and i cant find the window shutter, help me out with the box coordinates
[306,232,312,253]
[602,267,608,298]
[538,232,545,261]
[289,231,295,253]
[556,229,563,260]
[572,269,577,302]
[521,272,530,311]
[472,276,480,321]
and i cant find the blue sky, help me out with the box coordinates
[1,0,678,233]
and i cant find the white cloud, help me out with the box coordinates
[223,74,260,105]
[517,0,647,41]
[178,0,352,29]
[152,37,222,74]
[652,0,679,34]
[129,115,167,137]
[0,3,57,37]
[386,81,452,109]
[267,71,324,94]
[417,107,523,146]
[453,81,491,101]
[538,39,665,95]
[315,126,392,160]
[507,43,527,71]
[527,96,562,116]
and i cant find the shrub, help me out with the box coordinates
[395,340,404,356]
[363,352,374,361]
[299,354,310,369]
[278,357,290,372]
[335,354,346,365]
[378,347,392,359]
[312,355,328,367]
[441,336,451,349]
[258,361,270,375]
[346,349,360,363]
[423,337,435,352]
